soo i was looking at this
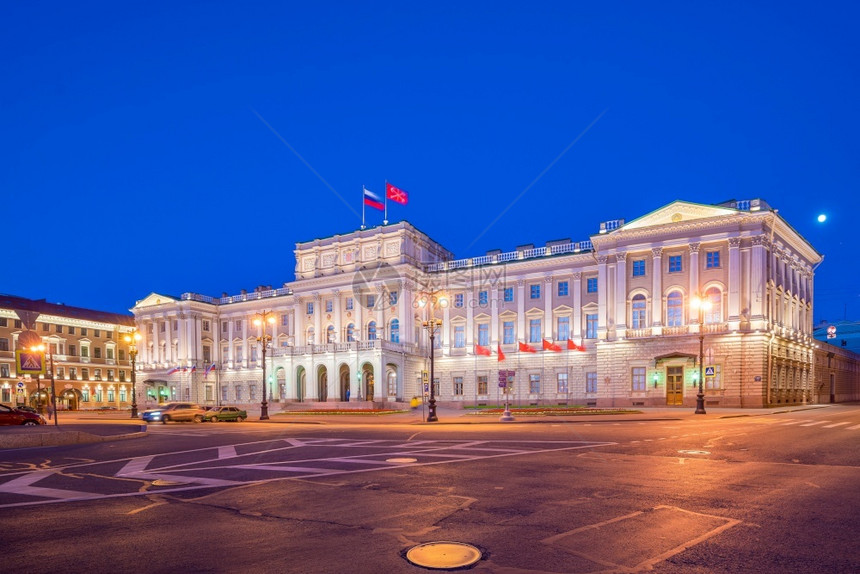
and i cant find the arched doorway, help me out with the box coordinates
[296,366,306,402]
[339,364,351,401]
[385,364,399,400]
[275,366,286,401]
[318,365,328,402]
[361,362,375,401]
[29,389,50,411]
[59,388,82,411]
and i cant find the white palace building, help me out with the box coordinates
[131,198,826,410]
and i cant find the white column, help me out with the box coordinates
[177,315,187,363]
[375,286,384,341]
[490,286,500,345]
[727,237,742,329]
[597,256,609,339]
[227,317,234,365]
[688,243,699,294]
[333,290,342,342]
[750,236,766,326]
[241,316,248,368]
[572,272,582,340]
[615,252,627,333]
[517,279,526,342]
[442,304,450,349]
[466,287,474,347]
[397,282,409,344]
[313,293,322,344]
[544,276,553,339]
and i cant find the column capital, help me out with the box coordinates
[728,237,742,248]
[615,251,628,261]
[596,255,609,264]
[572,271,582,280]
[687,243,699,254]
[651,247,663,258]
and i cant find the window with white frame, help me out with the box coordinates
[249,384,257,401]
[387,371,397,396]
[666,291,684,326]
[587,277,598,293]
[235,319,243,331]
[346,323,355,342]
[477,375,488,395]
[0,364,9,377]
[668,255,682,272]
[557,316,570,341]
[478,291,488,305]
[235,385,243,401]
[585,314,598,339]
[633,259,646,277]
[632,367,646,391]
[529,373,540,394]
[454,325,465,348]
[235,344,244,362]
[453,376,464,395]
[327,325,336,343]
[307,327,315,345]
[281,314,289,327]
[530,284,541,299]
[325,300,333,313]
[503,321,514,344]
[706,250,721,269]
[631,294,647,328]
[454,294,464,308]
[389,291,398,305]
[529,319,541,343]
[477,323,489,346]
[367,322,377,340]
[366,294,376,308]
[557,372,568,393]
[558,281,569,296]
[504,288,514,302]
[307,302,314,315]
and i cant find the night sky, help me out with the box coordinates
[3,1,857,322]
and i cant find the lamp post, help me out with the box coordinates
[253,311,276,420]
[124,330,142,418]
[418,291,448,423]
[690,294,712,415]
[32,343,58,426]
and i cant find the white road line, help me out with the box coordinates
[800,421,828,427]
[847,424,860,430]
[0,471,101,500]
[117,456,155,476]
[218,446,238,459]
[822,422,849,429]
[778,420,805,425]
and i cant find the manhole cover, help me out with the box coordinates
[677,450,710,455]
[386,457,417,463]
[152,479,185,486]
[406,542,482,569]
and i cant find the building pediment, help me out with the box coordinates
[134,293,179,309]
[619,201,739,232]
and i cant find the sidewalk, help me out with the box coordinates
[0,404,831,450]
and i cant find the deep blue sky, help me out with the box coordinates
[3,1,857,322]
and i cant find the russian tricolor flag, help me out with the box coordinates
[166,367,179,375]
[363,187,384,211]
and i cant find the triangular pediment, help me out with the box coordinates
[620,201,739,232]
[133,292,179,309]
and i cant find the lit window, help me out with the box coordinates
[557,317,570,340]
[666,291,684,326]
[631,294,647,328]
[477,375,488,395]
[367,321,377,340]
[478,323,489,346]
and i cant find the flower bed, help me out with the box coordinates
[467,407,640,416]
[275,409,408,416]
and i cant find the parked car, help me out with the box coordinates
[15,405,39,414]
[0,404,47,425]
[202,406,247,422]
[141,402,206,424]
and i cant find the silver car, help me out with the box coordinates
[141,402,206,424]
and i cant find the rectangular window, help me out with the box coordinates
[529,319,541,343]
[0,339,7,352]
[42,322,49,331]
[120,388,127,402]
[81,388,89,402]
[668,255,682,272]
[1,388,9,402]
[529,374,540,394]
[235,386,243,401]
[68,326,75,335]
[587,277,598,293]
[249,384,257,401]
[203,320,210,331]
[557,281,569,296]
[453,377,464,396]
[478,291,488,305]
[94,329,101,337]
[94,347,102,359]
[69,344,76,356]
[345,297,354,310]
[586,371,597,393]
[504,288,514,302]
[454,326,465,348]
[477,375,488,395]
[82,368,89,381]
[119,370,125,382]
[454,294,464,308]
[221,386,228,402]
[281,314,289,327]
[389,291,398,305]
[0,364,9,377]
[56,367,64,379]
[633,260,646,277]
[433,379,440,398]
[307,302,314,315]
[632,367,646,391]
[367,295,376,308]
[107,370,114,381]
[235,320,243,331]
[118,349,125,360]
[557,316,570,341]
[203,345,211,364]
[55,324,63,333]
[159,323,165,333]
[0,318,5,327]
[94,369,101,381]
[171,321,177,332]
[503,321,514,344]
[557,373,569,393]
[478,323,489,346]
[222,346,229,362]
[586,314,598,339]
[70,368,77,380]
[81,346,89,358]
[325,300,333,313]
[107,388,115,402]
[530,284,541,299]
[235,345,243,362]
[107,348,114,360]
[222,321,228,333]
[706,251,721,269]
[107,332,112,339]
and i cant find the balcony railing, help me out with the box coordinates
[424,241,594,273]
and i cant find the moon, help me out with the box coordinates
[817,214,827,223]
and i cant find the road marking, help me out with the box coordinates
[799,421,828,427]
[0,470,101,500]
[822,422,849,429]
[847,424,860,430]
[218,446,238,459]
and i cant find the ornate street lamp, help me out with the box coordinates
[32,343,58,426]
[124,330,142,418]
[253,311,276,420]
[690,293,713,415]
[418,292,448,422]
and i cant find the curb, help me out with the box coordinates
[0,425,148,450]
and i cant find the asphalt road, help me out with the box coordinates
[1,406,858,573]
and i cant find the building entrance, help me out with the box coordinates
[666,366,684,405]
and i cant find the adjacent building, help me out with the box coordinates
[131,198,839,410]
[0,294,136,409]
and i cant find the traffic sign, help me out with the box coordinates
[17,381,24,388]
[704,366,715,377]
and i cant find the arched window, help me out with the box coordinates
[705,287,722,323]
[368,321,377,341]
[326,325,335,343]
[346,323,355,342]
[387,370,397,396]
[666,291,683,327]
[306,327,315,345]
[390,319,400,343]
[631,294,647,329]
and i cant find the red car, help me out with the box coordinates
[0,404,47,425]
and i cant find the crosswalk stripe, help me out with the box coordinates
[822,422,849,429]
[799,421,827,427]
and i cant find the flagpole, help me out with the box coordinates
[361,186,366,230]
[383,180,388,225]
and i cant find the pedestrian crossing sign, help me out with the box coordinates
[704,366,715,377]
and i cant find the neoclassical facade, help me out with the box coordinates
[131,198,823,409]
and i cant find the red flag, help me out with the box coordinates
[386,182,409,205]
[566,339,577,350]
[518,342,537,353]
[497,344,506,362]
[475,344,491,356]
[542,339,562,352]
[577,343,586,352]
